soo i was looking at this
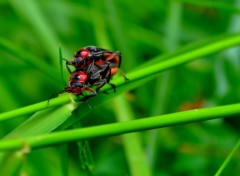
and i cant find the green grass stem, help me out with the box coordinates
[90,2,152,175]
[215,138,240,176]
[113,95,152,176]
[0,94,71,122]
[1,102,240,151]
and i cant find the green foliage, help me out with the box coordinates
[0,0,239,175]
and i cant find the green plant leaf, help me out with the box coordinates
[5,102,77,138]
[0,100,77,175]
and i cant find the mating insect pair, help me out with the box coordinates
[63,46,126,99]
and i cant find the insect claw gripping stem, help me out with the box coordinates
[110,83,116,92]
[84,87,97,96]
[102,91,109,94]
[119,68,129,81]
[80,94,96,102]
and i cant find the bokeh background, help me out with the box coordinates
[0,0,239,175]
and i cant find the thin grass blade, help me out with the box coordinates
[1,102,240,150]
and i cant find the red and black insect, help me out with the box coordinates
[65,71,96,96]
[65,68,115,96]
[65,46,122,78]
[49,70,98,102]
[54,46,128,101]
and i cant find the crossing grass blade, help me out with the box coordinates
[1,102,240,151]
[59,46,66,87]
[215,138,240,176]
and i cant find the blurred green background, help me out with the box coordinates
[0,0,239,175]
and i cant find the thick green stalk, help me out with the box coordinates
[91,2,152,174]
[1,102,240,151]
[113,96,151,176]
[147,0,183,168]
